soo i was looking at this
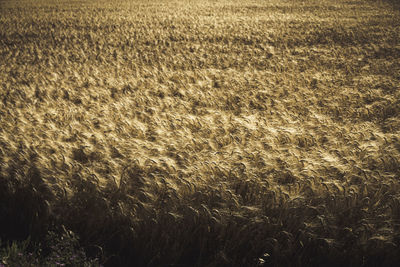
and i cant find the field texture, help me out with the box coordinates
[1,0,400,266]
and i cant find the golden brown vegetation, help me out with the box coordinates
[1,0,400,266]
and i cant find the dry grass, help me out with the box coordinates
[1,0,400,266]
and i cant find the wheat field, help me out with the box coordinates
[1,0,400,266]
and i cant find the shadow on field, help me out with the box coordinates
[1,159,400,266]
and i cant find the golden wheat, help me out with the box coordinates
[1,0,400,266]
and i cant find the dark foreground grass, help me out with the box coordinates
[1,0,400,266]
[2,162,400,266]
